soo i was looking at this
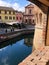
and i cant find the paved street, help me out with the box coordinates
[0,25,35,34]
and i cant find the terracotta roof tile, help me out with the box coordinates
[0,6,15,11]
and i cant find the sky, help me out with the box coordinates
[0,0,31,12]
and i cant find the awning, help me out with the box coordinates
[6,21,19,25]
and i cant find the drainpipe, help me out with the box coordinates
[45,7,49,45]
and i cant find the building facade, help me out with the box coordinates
[16,11,23,23]
[32,5,47,49]
[0,6,16,23]
[23,4,47,49]
[23,4,35,25]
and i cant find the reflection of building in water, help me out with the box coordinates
[24,38,33,46]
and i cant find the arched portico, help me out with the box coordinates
[18,1,49,65]
[28,0,49,49]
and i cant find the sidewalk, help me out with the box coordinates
[0,28,35,34]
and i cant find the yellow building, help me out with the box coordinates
[0,6,16,23]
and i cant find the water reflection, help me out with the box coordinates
[24,38,33,47]
[0,33,33,49]
[0,34,34,65]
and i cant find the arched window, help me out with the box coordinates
[0,16,1,19]
[39,13,42,23]
[25,19,27,23]
[36,13,38,23]
[16,17,18,20]
[29,19,32,24]
[33,19,34,23]
[29,9,31,14]
[20,17,21,20]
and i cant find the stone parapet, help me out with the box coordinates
[18,46,49,65]
[33,24,45,50]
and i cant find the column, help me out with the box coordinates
[33,13,45,50]
[46,7,49,46]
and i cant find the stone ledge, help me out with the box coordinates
[18,46,49,65]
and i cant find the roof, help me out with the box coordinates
[16,11,23,13]
[16,11,23,14]
[25,4,34,8]
[28,0,49,13]
[28,0,49,7]
[38,0,49,6]
[0,6,15,11]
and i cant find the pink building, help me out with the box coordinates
[16,11,23,23]
[23,4,35,25]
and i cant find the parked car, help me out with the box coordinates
[12,23,26,29]
[0,23,12,28]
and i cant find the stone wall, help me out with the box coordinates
[33,5,47,50]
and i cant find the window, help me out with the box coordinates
[39,13,42,23]
[5,11,7,14]
[9,11,11,14]
[29,9,31,14]
[0,11,1,14]
[16,17,18,20]
[36,13,38,23]
[29,19,32,24]
[20,17,21,20]
[33,20,34,23]
[5,16,8,19]
[13,17,15,20]
[13,12,15,14]
[33,20,35,25]
[25,19,27,23]
[9,16,12,19]
[0,16,1,19]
